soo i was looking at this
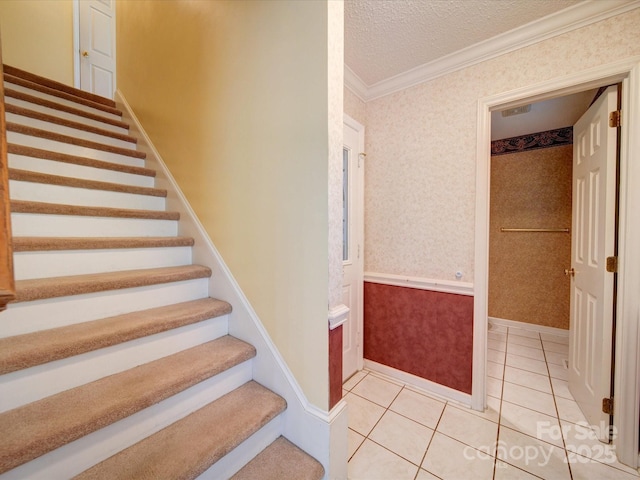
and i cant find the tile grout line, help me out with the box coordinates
[540,331,575,480]
[348,375,432,476]
[495,327,548,480]
[492,326,509,480]
[416,395,448,480]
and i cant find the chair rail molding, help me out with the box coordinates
[364,272,473,296]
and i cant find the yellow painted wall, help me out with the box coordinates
[117,0,331,409]
[0,0,74,85]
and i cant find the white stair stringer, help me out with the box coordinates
[8,153,155,187]
[0,362,254,480]
[0,314,229,413]
[118,91,347,480]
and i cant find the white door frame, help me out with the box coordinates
[474,56,640,468]
[73,0,81,89]
[344,113,365,374]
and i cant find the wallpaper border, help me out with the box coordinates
[491,126,573,156]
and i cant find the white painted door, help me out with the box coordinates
[568,85,618,442]
[342,115,364,381]
[79,0,116,99]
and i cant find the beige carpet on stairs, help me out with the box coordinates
[231,436,325,480]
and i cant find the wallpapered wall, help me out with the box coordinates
[343,10,640,395]
[489,144,573,330]
[362,10,640,283]
[344,87,366,126]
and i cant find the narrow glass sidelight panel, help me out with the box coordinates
[343,147,349,262]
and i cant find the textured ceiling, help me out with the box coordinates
[345,0,583,86]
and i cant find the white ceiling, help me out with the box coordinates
[490,89,598,140]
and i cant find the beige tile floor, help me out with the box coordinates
[345,323,640,480]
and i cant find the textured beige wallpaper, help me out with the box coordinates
[364,10,640,282]
[328,1,345,310]
[489,145,572,329]
[344,87,367,126]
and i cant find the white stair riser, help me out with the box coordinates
[0,315,229,412]
[11,213,177,237]
[1,279,210,337]
[6,112,136,150]
[14,246,192,280]
[5,96,129,136]
[9,154,155,188]
[0,364,253,480]
[198,416,283,480]
[3,81,123,122]
[7,131,145,168]
[10,180,165,212]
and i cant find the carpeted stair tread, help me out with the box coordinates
[9,168,166,197]
[0,336,257,474]
[8,144,155,177]
[7,123,146,159]
[74,381,286,480]
[4,73,122,117]
[11,200,179,220]
[13,236,194,252]
[231,436,325,480]
[4,64,117,108]
[13,265,211,303]
[0,298,232,374]
[6,103,137,144]
[5,88,130,129]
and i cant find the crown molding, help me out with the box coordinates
[346,0,640,102]
[344,64,368,101]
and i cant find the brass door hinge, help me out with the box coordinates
[609,110,621,128]
[606,256,618,273]
[602,397,614,415]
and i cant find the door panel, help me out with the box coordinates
[79,0,116,98]
[342,116,364,381]
[568,85,618,442]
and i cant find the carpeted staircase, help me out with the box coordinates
[0,65,324,479]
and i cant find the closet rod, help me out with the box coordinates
[500,227,570,233]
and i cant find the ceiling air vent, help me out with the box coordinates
[501,104,531,117]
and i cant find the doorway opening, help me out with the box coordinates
[488,85,619,444]
[473,58,640,469]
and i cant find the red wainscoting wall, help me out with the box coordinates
[363,282,474,394]
[329,325,343,409]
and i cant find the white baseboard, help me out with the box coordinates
[363,360,472,407]
[488,317,569,337]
